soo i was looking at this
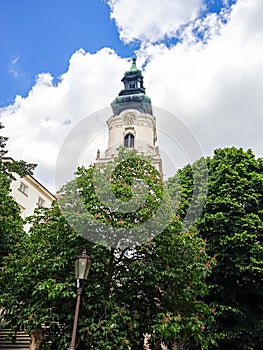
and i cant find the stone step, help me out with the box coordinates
[0,329,30,349]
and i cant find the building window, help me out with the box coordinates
[124,133,134,148]
[18,182,28,195]
[129,82,136,89]
[37,197,45,207]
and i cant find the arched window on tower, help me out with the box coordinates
[124,133,134,148]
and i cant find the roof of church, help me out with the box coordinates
[111,57,152,115]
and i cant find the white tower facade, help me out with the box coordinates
[96,58,162,175]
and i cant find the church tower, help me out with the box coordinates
[96,58,162,175]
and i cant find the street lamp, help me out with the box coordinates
[69,248,92,350]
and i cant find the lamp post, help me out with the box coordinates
[69,248,92,350]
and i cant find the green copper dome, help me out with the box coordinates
[111,57,152,115]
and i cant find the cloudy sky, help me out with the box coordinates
[1,0,262,192]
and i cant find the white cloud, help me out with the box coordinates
[107,0,204,43]
[1,0,263,193]
[0,48,128,190]
[138,0,263,159]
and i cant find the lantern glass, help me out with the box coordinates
[75,249,91,280]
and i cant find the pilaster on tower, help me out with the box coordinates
[96,57,163,176]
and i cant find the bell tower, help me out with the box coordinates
[96,58,162,175]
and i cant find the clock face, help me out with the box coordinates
[123,112,136,125]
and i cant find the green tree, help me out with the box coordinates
[0,203,81,350]
[0,166,25,264]
[0,123,29,265]
[0,149,216,349]
[0,123,8,158]
[168,147,263,349]
[59,147,172,249]
[0,122,40,348]
[59,149,217,349]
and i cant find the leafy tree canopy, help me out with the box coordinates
[58,147,174,249]
[1,149,216,349]
[0,123,31,265]
[167,147,263,349]
[0,167,25,264]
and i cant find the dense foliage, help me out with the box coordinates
[167,147,263,349]
[0,165,24,264]
[0,204,79,349]
[0,123,8,158]
[0,123,29,265]
[59,148,173,249]
[0,149,215,349]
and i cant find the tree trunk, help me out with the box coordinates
[29,328,43,350]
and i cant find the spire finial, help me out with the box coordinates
[130,56,137,71]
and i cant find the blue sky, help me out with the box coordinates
[0,0,134,106]
[0,0,235,107]
[1,0,263,190]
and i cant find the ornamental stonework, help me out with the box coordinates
[123,113,137,125]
